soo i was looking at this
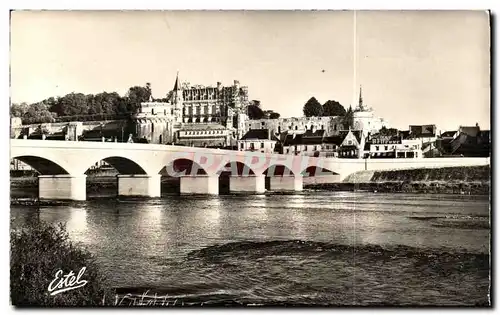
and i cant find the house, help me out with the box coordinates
[440,130,458,139]
[364,134,422,159]
[281,129,342,157]
[409,124,436,139]
[238,129,278,153]
[322,135,343,157]
[337,130,365,158]
[435,125,490,157]
[282,130,325,156]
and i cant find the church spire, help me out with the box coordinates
[173,71,179,91]
[358,85,363,110]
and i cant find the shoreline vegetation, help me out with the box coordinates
[10,222,113,306]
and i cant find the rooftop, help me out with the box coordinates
[240,129,276,141]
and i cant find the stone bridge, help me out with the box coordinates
[11,140,341,200]
[10,140,490,201]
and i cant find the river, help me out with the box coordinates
[10,190,490,306]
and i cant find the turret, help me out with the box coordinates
[172,72,183,123]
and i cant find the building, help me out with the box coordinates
[247,116,342,137]
[133,73,250,147]
[337,130,365,158]
[177,123,232,147]
[408,124,437,143]
[435,124,490,157]
[282,129,326,156]
[246,86,386,139]
[238,129,278,153]
[364,135,422,159]
[352,86,387,136]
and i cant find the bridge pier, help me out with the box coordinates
[39,175,87,201]
[269,175,303,192]
[117,174,161,197]
[180,175,219,195]
[230,175,265,194]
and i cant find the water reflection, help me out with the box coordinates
[64,207,88,243]
[10,192,490,289]
[190,197,222,242]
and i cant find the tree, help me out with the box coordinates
[247,104,265,120]
[126,85,151,113]
[10,103,29,118]
[251,100,261,107]
[10,222,113,306]
[269,112,281,119]
[54,93,88,117]
[342,105,354,130]
[378,126,399,137]
[322,100,346,116]
[303,97,323,117]
[22,102,57,124]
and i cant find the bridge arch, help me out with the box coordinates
[217,161,256,176]
[160,158,209,177]
[11,155,70,175]
[84,156,148,175]
[263,164,297,177]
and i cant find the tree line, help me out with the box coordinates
[303,96,354,128]
[11,83,155,125]
[11,83,282,125]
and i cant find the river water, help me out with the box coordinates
[10,190,490,306]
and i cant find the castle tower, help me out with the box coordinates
[172,72,183,123]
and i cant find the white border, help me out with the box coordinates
[2,1,497,314]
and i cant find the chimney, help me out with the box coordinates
[217,82,222,90]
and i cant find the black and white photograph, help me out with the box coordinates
[9,9,491,307]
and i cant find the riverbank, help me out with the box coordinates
[305,165,490,195]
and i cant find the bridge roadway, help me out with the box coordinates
[10,140,490,201]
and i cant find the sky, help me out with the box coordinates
[10,10,490,130]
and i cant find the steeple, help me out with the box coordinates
[358,85,364,110]
[173,71,179,92]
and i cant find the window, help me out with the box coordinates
[260,143,264,148]
[262,122,265,126]
[295,126,298,130]
[385,146,388,150]
[304,146,308,151]
[334,125,337,131]
[376,146,379,151]
[348,140,353,145]
[240,143,244,149]
[287,148,290,153]
[313,145,317,151]
[250,143,255,150]
[294,145,298,151]
[151,108,155,115]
